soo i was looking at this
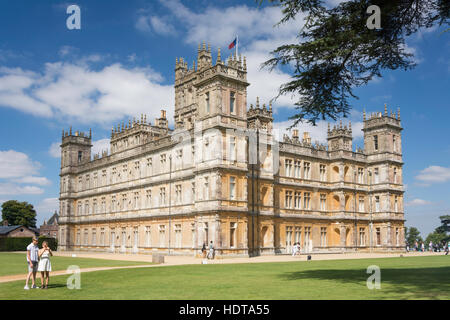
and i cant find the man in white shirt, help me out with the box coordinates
[24,238,39,289]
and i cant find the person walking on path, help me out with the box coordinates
[208,241,214,260]
[24,238,39,290]
[429,241,433,252]
[37,241,53,289]
[421,242,425,252]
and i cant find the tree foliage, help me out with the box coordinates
[261,0,449,125]
[1,200,37,228]
[405,226,422,246]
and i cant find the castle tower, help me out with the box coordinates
[174,43,249,130]
[327,120,353,151]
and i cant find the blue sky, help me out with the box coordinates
[0,0,448,237]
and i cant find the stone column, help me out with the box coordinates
[340,223,346,247]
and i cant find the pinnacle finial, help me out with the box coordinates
[202,42,206,50]
[384,103,387,115]
[397,107,400,120]
[349,121,352,131]
[256,97,260,108]
[339,120,343,129]
[208,43,211,53]
[363,108,366,121]
[269,102,272,112]
[328,123,331,132]
[217,47,221,63]
[69,126,72,135]
[89,128,92,138]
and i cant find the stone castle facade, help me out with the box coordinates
[58,44,405,256]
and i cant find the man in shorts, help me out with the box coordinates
[24,237,39,289]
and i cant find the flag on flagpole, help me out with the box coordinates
[228,37,237,50]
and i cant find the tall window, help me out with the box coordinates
[303,192,311,210]
[133,227,139,250]
[175,185,182,204]
[359,196,365,212]
[230,137,236,161]
[122,164,127,182]
[396,228,400,246]
[134,161,140,179]
[393,135,397,152]
[393,167,397,183]
[78,151,82,163]
[92,229,97,246]
[285,159,292,177]
[133,192,140,209]
[230,222,237,248]
[111,195,116,212]
[230,177,236,200]
[122,194,127,211]
[294,191,301,209]
[320,227,327,247]
[146,157,153,176]
[84,229,88,246]
[376,228,381,246]
[146,190,152,208]
[102,170,107,186]
[175,224,182,248]
[230,92,235,114]
[375,196,380,212]
[145,226,151,247]
[192,182,195,202]
[359,228,366,246]
[358,168,364,183]
[303,162,311,179]
[159,188,166,206]
[100,228,105,246]
[394,196,398,212]
[205,92,210,113]
[320,164,326,181]
[93,199,97,214]
[304,227,311,247]
[294,227,301,245]
[285,226,293,252]
[159,225,166,247]
[294,161,301,178]
[285,191,293,208]
[374,135,378,151]
[320,194,327,211]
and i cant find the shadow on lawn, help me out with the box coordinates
[280,266,450,299]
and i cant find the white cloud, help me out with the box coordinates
[0,150,40,179]
[0,61,174,125]
[12,176,51,186]
[0,183,44,195]
[92,138,111,157]
[35,197,59,216]
[49,142,60,158]
[415,166,450,184]
[405,199,433,207]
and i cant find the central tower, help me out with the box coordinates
[174,42,249,130]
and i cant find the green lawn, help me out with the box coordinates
[0,252,150,277]
[0,255,449,299]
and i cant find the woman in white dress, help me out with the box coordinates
[37,241,53,289]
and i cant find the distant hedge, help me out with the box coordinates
[0,236,57,251]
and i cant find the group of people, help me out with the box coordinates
[24,237,53,290]
[291,242,301,256]
[406,240,450,254]
[201,241,215,260]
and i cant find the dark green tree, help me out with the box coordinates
[1,200,37,228]
[405,226,422,247]
[426,215,450,246]
[261,0,449,125]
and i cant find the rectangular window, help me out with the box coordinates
[285,191,293,208]
[396,228,400,246]
[92,229,96,246]
[320,164,326,182]
[111,195,116,212]
[145,226,151,247]
[320,194,327,211]
[359,196,365,212]
[294,161,301,178]
[230,137,236,161]
[175,185,182,204]
[303,192,311,210]
[230,177,236,200]
[303,162,311,179]
[146,189,152,208]
[134,192,140,209]
[394,196,398,212]
[100,228,105,246]
[285,159,292,177]
[374,135,378,151]
[159,188,166,206]
[358,168,364,183]
[230,222,237,248]
[192,182,195,202]
[122,194,127,211]
[359,228,366,246]
[376,228,381,246]
[230,92,235,114]
[78,151,82,163]
[134,161,140,179]
[159,225,166,247]
[204,177,209,200]
[393,167,397,183]
[320,227,327,247]
[375,196,380,212]
[393,135,397,152]
[175,224,182,248]
[294,191,301,209]
[294,227,301,244]
[285,226,293,252]
[147,157,153,176]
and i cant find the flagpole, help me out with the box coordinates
[236,34,238,57]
